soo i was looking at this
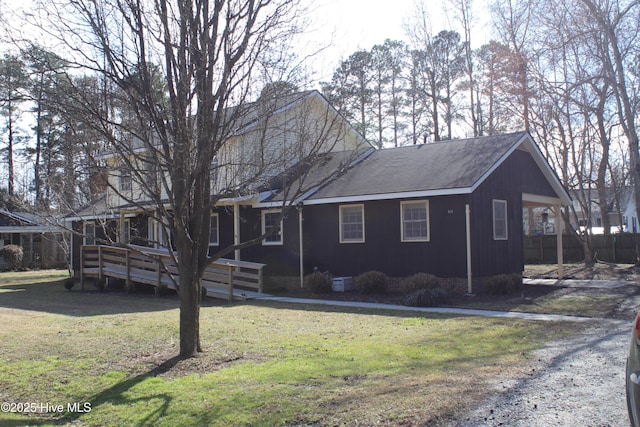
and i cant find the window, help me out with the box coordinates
[401,200,429,242]
[262,210,283,245]
[209,213,219,246]
[121,218,131,244]
[493,199,508,240]
[84,222,95,245]
[119,169,132,191]
[340,204,364,243]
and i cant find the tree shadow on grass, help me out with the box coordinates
[0,279,226,317]
[2,356,183,427]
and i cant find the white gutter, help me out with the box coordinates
[466,204,473,294]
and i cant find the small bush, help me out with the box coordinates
[484,274,521,295]
[399,273,440,295]
[1,244,23,271]
[404,287,450,307]
[64,278,75,291]
[355,271,389,294]
[304,271,333,293]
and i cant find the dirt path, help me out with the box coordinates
[449,319,630,426]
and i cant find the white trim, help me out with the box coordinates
[339,204,365,243]
[262,209,283,246]
[400,200,430,242]
[522,193,564,206]
[83,222,96,245]
[301,187,472,207]
[209,213,219,247]
[492,199,508,240]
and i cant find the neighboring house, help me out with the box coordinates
[0,209,68,269]
[566,187,637,234]
[69,94,570,294]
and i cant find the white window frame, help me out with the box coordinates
[84,222,96,245]
[401,200,430,242]
[493,199,508,240]
[209,213,219,247]
[340,204,365,243]
[119,169,132,191]
[120,218,131,244]
[262,210,283,246]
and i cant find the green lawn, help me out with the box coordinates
[0,270,575,426]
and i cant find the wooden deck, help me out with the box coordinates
[80,245,266,300]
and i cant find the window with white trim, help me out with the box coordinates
[493,199,508,240]
[340,204,365,243]
[262,210,283,245]
[209,213,219,246]
[401,200,429,242]
[119,169,132,191]
[84,222,95,245]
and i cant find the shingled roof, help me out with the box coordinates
[264,131,569,206]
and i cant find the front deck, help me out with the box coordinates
[79,245,266,300]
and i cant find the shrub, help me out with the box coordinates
[1,244,23,271]
[355,271,389,294]
[63,278,75,291]
[403,287,450,307]
[399,273,440,295]
[304,271,333,293]
[484,274,521,295]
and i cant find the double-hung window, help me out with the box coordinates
[262,210,283,245]
[340,204,364,243]
[401,200,429,241]
[493,199,508,240]
[84,222,95,245]
[119,169,132,191]
[209,213,219,246]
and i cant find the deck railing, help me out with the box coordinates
[80,244,266,300]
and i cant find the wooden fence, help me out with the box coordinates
[525,234,640,264]
[80,244,266,300]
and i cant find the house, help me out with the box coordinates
[67,90,369,273]
[69,89,570,294]
[567,187,637,234]
[0,209,68,269]
[237,131,571,293]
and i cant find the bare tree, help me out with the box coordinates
[15,0,363,358]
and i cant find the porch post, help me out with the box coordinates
[298,204,304,288]
[555,204,564,279]
[465,204,472,294]
[234,202,240,262]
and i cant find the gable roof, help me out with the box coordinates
[277,131,570,206]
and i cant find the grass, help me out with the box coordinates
[0,270,578,426]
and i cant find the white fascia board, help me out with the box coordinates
[469,132,571,206]
[302,187,473,206]
[0,226,64,233]
[522,193,565,206]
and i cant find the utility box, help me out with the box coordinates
[332,277,354,292]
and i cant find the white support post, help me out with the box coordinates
[234,202,240,262]
[298,205,304,288]
[555,204,564,279]
[465,204,472,294]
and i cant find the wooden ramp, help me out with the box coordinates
[80,245,266,301]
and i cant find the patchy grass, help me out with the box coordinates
[0,270,576,426]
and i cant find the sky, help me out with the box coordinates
[302,0,493,85]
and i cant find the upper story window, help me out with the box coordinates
[493,199,508,240]
[262,210,283,245]
[119,169,132,191]
[340,204,364,243]
[401,200,429,242]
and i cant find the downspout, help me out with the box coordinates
[465,204,473,294]
[555,204,564,279]
[234,202,240,262]
[297,203,304,288]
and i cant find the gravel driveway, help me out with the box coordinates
[451,318,630,426]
